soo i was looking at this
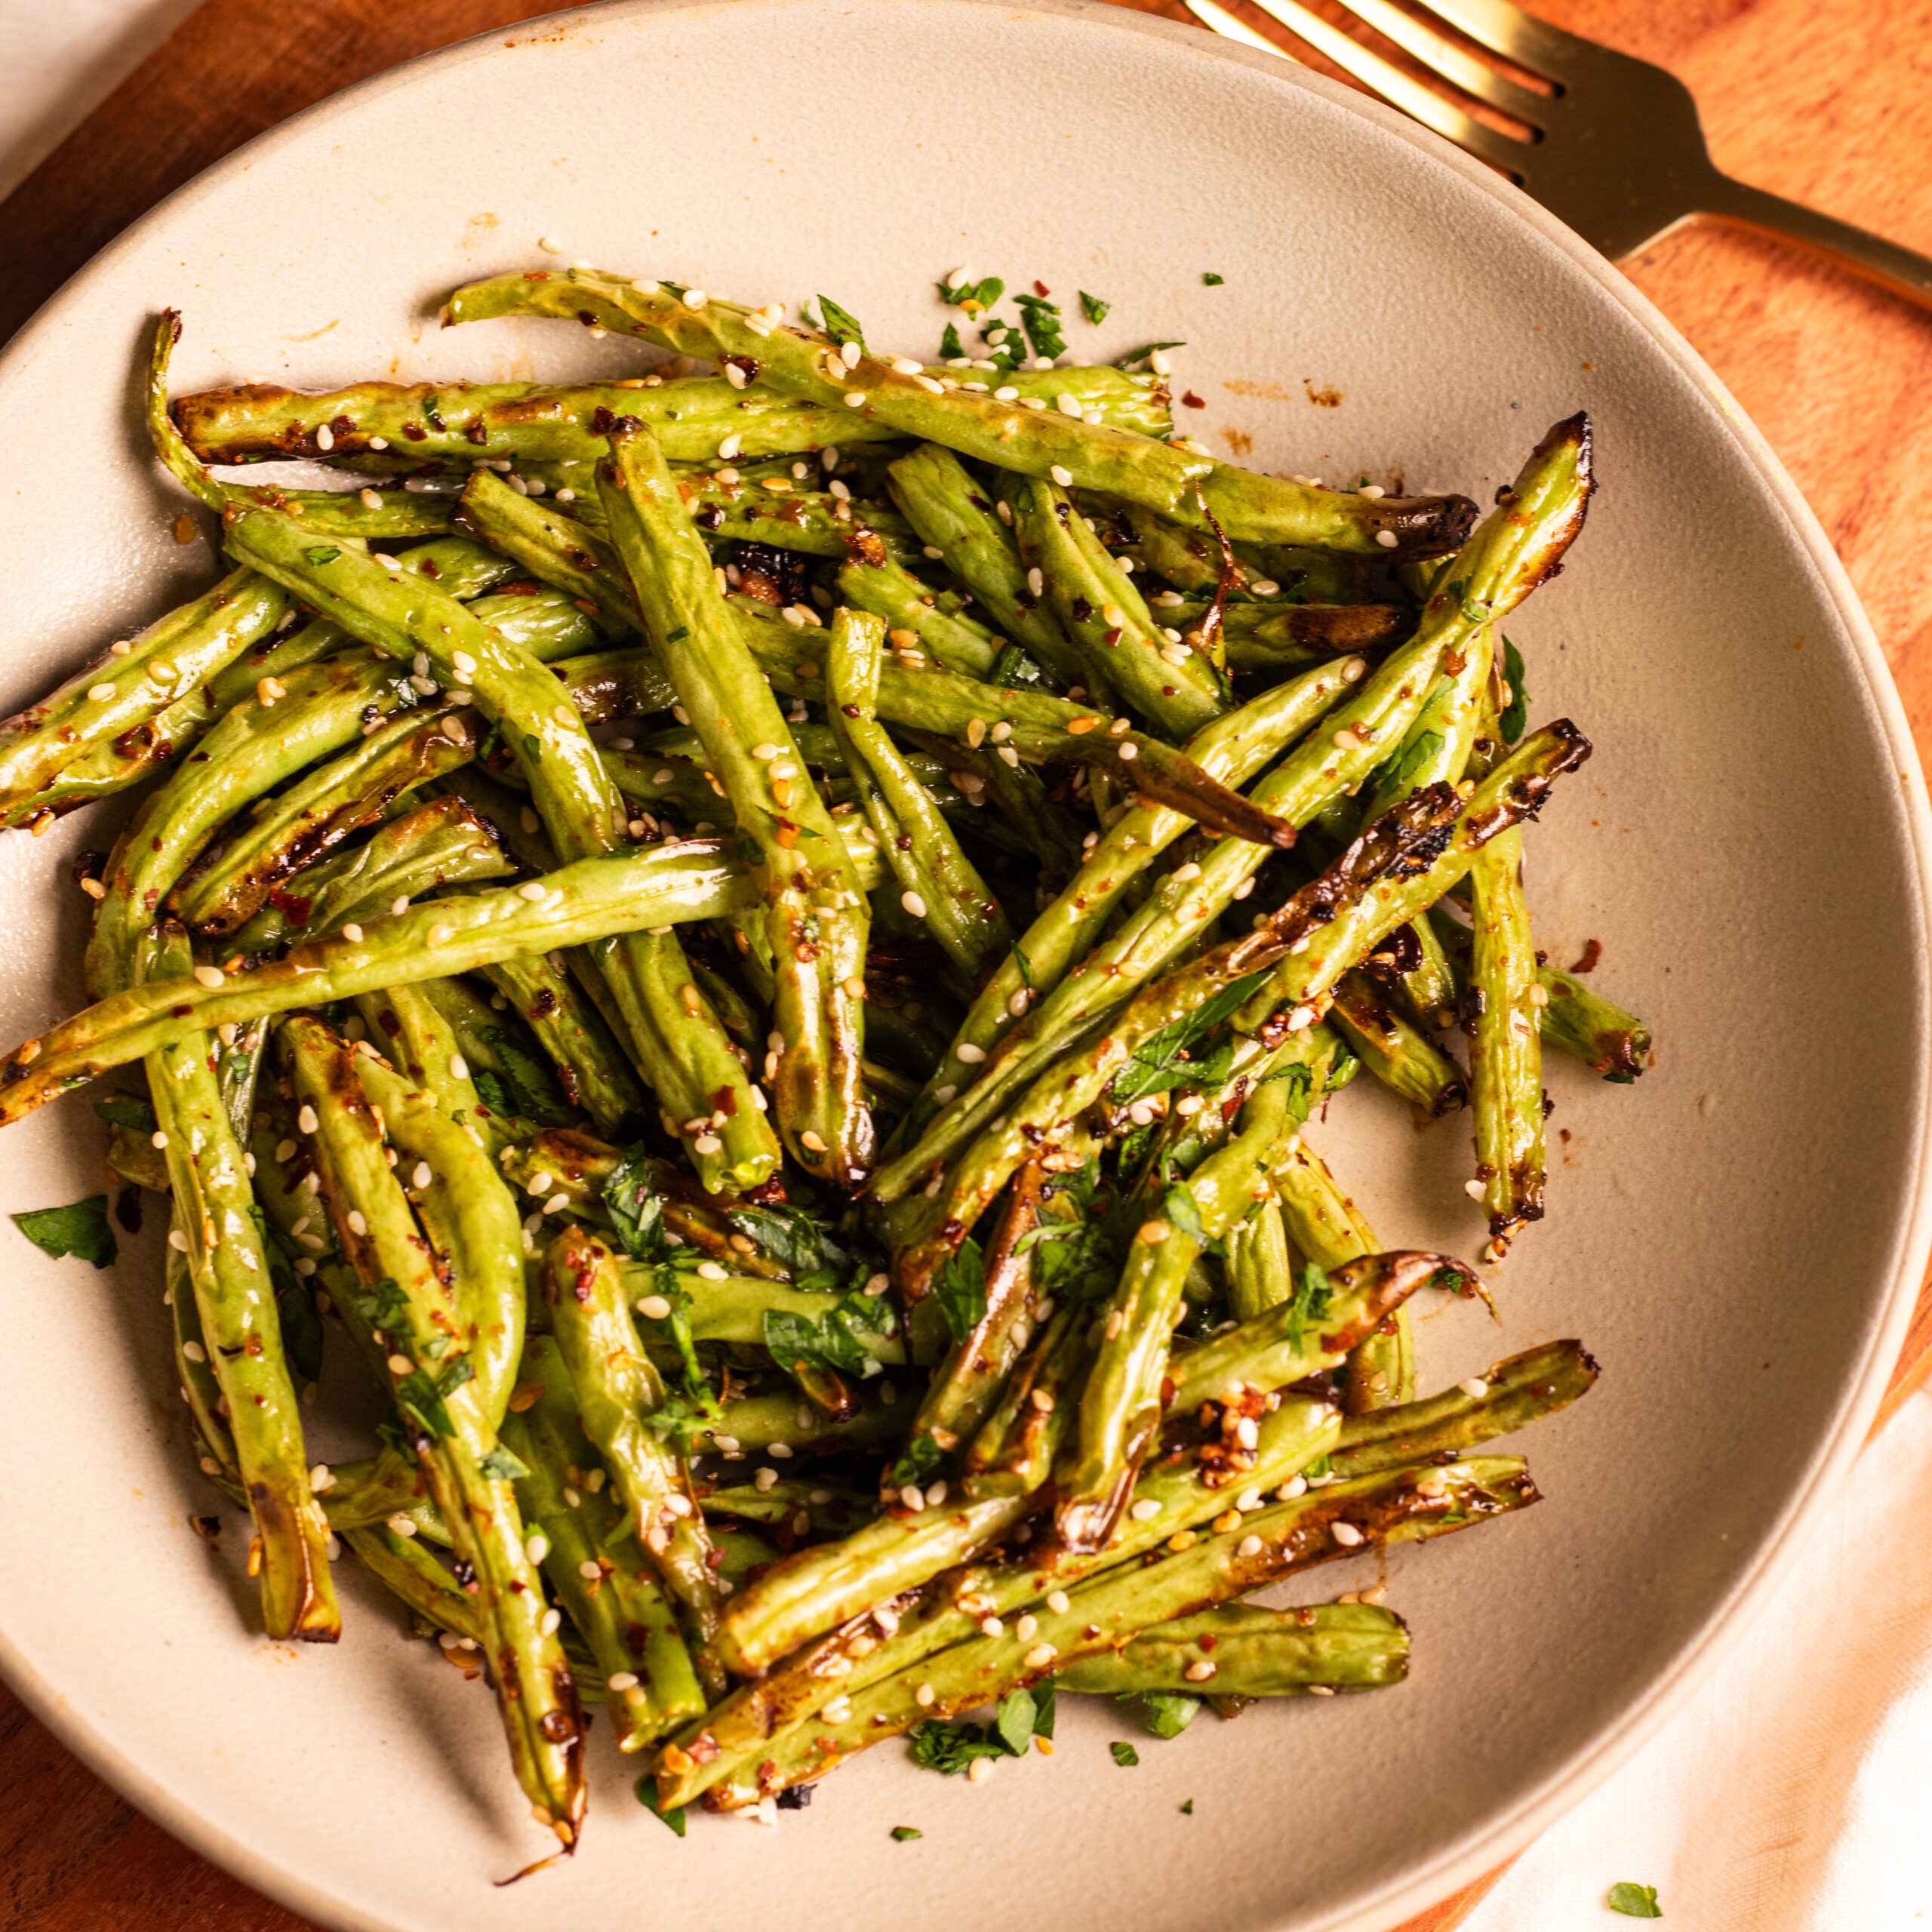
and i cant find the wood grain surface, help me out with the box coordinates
[0,2,1927,1929]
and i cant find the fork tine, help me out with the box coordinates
[1242,0,1527,169]
[1404,0,1594,79]
[1329,0,1547,121]
[1180,0,1304,66]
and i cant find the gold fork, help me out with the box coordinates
[1180,0,1932,309]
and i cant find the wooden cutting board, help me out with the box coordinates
[0,2,1927,1928]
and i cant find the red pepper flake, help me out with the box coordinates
[1569,937,1603,974]
[1033,281,1051,297]
[1180,391,1206,409]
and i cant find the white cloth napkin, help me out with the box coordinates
[1468,1385,1932,1930]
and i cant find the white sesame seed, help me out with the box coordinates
[682,289,708,309]
[181,1340,206,1363]
[297,1105,319,1134]
[1016,1614,1038,1640]
[1459,1377,1491,1399]
[1464,1178,1487,1200]
[979,1616,1004,1638]
[768,1441,795,1459]
[543,1192,570,1214]
[1024,1644,1056,1669]
[1046,1589,1071,1614]
[1332,1521,1365,1547]
[1129,1498,1161,1521]
[901,891,928,918]
[718,432,743,460]
[1050,464,1072,486]
[1375,529,1399,548]
[1183,1660,1217,1681]
[412,1161,432,1189]
[754,1466,779,1493]
[844,392,868,408]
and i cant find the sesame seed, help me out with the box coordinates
[901,891,928,918]
[315,423,334,451]
[1332,1521,1365,1547]
[979,1616,1004,1637]
[1050,464,1073,486]
[718,432,743,460]
[1023,1644,1055,1669]
[915,1682,937,1707]
[412,1161,432,1189]
[694,1134,722,1155]
[844,392,868,408]
[754,1466,779,1492]
[1046,1589,1071,1614]
[190,964,226,989]
[297,1105,319,1134]
[1130,1498,1161,1521]
[1464,1178,1487,1199]
[1459,1377,1490,1399]
[917,375,945,395]
[769,1441,795,1459]
[544,1192,570,1214]
[637,1294,673,1320]
[182,1340,206,1363]
[390,896,410,916]
[801,1129,828,1153]
[1183,1660,1217,1682]
[1375,529,1399,548]
[1278,1475,1309,1500]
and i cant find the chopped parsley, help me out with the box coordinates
[817,295,866,352]
[11,1195,117,1268]
[1110,1740,1140,1767]
[1202,272,1225,285]
[635,1779,688,1835]
[909,1686,1053,1774]
[932,1234,987,1343]
[1500,635,1529,743]
[1078,291,1110,325]
[1109,971,1267,1103]
[891,1826,923,1841]
[1606,1882,1663,1918]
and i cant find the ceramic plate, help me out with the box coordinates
[0,2,1925,1927]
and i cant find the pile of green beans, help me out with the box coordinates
[0,276,1648,1859]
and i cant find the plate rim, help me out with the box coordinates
[1,2,1927,1927]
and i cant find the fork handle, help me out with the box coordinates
[1703,173,1932,312]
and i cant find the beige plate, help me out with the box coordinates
[0,2,1925,1927]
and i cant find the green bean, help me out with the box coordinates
[680,464,918,558]
[501,1337,705,1751]
[961,1301,1088,1497]
[175,361,1168,467]
[697,1456,1537,1805]
[1327,972,1466,1117]
[601,427,872,1179]
[1465,822,1544,1257]
[540,1228,724,1651]
[478,952,647,1137]
[1536,958,1653,1081]
[224,503,774,1192]
[0,828,894,1128]
[891,725,1589,1301]
[832,554,1001,677]
[826,607,1014,980]
[1331,1338,1599,1475]
[445,270,1477,557]
[1014,475,1226,734]
[343,1523,483,1640]
[284,1016,584,1847]
[180,708,481,937]
[1056,1602,1408,1697]
[876,654,1366,1186]
[656,1391,1340,1807]
[0,568,288,829]
[144,929,337,1642]
[712,1484,1035,1679]
[1054,1072,1319,1549]
[884,443,1082,684]
[1225,1198,1294,1321]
